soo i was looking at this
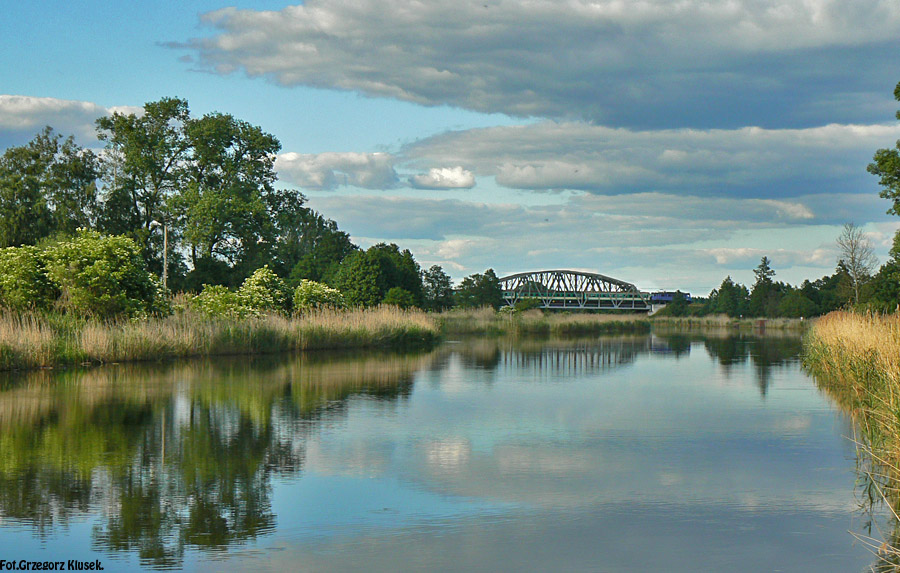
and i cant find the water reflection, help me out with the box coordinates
[0,330,861,572]
[0,353,431,568]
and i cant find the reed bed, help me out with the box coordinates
[803,311,900,568]
[438,307,650,336]
[651,314,809,331]
[0,306,439,371]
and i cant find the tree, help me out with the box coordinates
[383,287,416,309]
[868,81,900,216]
[422,265,454,311]
[714,276,749,317]
[178,112,281,277]
[96,97,191,283]
[333,250,382,307]
[456,268,503,309]
[0,127,99,247]
[836,222,877,305]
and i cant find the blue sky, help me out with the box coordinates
[3,0,900,294]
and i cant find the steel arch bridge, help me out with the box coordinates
[499,270,650,311]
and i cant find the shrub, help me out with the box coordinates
[238,266,290,313]
[382,287,416,309]
[0,245,57,310]
[193,284,256,319]
[43,230,158,318]
[293,279,345,312]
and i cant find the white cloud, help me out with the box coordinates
[275,151,399,190]
[405,121,900,197]
[410,166,475,189]
[0,95,141,145]
[184,0,900,127]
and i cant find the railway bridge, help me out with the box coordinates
[499,270,651,311]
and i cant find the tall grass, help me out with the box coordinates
[0,306,439,371]
[438,307,650,336]
[803,311,900,567]
[652,314,809,331]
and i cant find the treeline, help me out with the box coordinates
[0,97,504,316]
[664,248,900,319]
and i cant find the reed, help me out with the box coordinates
[0,306,439,371]
[803,311,900,567]
[437,307,650,336]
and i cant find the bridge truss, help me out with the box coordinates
[499,270,650,311]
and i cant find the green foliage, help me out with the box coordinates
[456,268,503,309]
[776,288,817,318]
[383,287,416,309]
[513,297,542,312]
[333,244,423,308]
[0,127,99,248]
[238,266,290,313]
[292,280,345,312]
[0,245,57,310]
[43,230,159,318]
[422,265,455,311]
[666,291,689,316]
[192,284,256,319]
[869,81,900,216]
[333,251,382,307]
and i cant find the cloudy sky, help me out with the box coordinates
[4,0,900,294]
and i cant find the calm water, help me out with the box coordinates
[0,331,885,571]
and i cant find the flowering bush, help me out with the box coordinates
[239,266,290,312]
[293,279,345,312]
[42,230,159,318]
[192,284,257,318]
[0,245,57,310]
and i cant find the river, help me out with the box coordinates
[0,331,885,571]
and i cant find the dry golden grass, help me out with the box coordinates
[0,306,439,371]
[438,306,649,336]
[804,311,900,567]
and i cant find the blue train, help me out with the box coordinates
[649,291,691,304]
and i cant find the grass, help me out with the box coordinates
[0,306,440,371]
[651,313,809,331]
[803,311,900,567]
[438,307,651,336]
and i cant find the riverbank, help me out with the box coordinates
[438,307,651,336]
[0,306,440,371]
[803,310,900,563]
[651,314,809,331]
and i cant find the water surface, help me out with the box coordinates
[0,332,881,571]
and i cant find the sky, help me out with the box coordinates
[3,0,900,295]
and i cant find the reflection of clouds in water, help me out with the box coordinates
[425,439,471,473]
[305,439,393,478]
[496,444,594,477]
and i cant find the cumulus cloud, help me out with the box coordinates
[275,151,399,190]
[0,95,141,146]
[405,121,900,197]
[410,166,475,189]
[184,0,900,127]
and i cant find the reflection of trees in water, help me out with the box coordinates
[0,352,430,568]
[445,336,654,378]
[499,337,650,377]
[702,333,802,396]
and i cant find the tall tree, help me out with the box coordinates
[836,222,877,305]
[456,269,503,309]
[96,97,190,233]
[178,112,281,277]
[422,265,454,311]
[0,127,99,247]
[868,81,900,216]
